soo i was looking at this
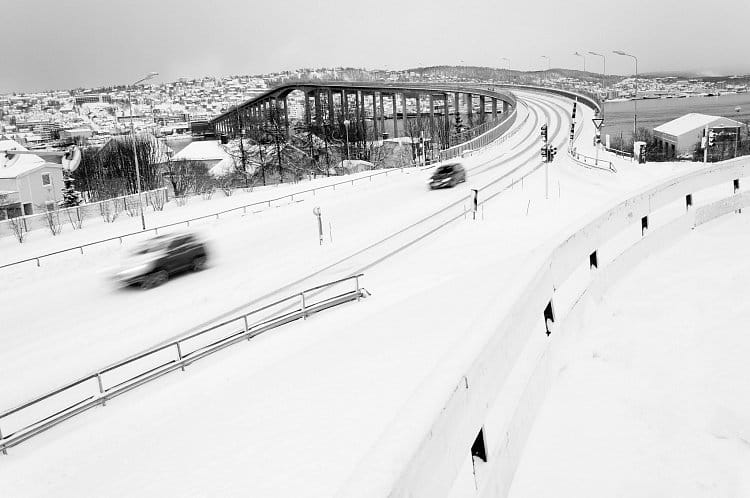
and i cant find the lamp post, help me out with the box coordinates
[613,50,638,139]
[343,119,351,161]
[540,55,550,85]
[589,51,607,120]
[127,71,158,230]
[573,51,586,72]
[588,51,606,78]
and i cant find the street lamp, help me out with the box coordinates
[343,119,351,161]
[613,50,638,139]
[588,51,606,77]
[589,51,607,119]
[127,71,158,230]
[573,51,586,72]
[540,55,550,85]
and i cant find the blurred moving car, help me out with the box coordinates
[114,232,208,289]
[429,162,466,189]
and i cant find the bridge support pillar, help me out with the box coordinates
[379,92,386,139]
[466,93,473,127]
[415,94,421,135]
[360,91,367,141]
[443,94,450,147]
[327,89,335,125]
[371,92,378,139]
[429,94,435,143]
[391,94,398,138]
[341,90,348,121]
[314,90,322,126]
[304,92,312,126]
[401,92,409,140]
[479,95,486,124]
[283,96,290,136]
[492,98,497,119]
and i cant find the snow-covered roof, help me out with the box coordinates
[0,139,57,179]
[654,113,743,137]
[172,140,230,162]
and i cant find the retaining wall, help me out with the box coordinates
[337,156,750,497]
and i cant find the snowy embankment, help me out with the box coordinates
[510,212,750,497]
[0,91,718,496]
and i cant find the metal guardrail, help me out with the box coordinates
[439,107,518,161]
[568,147,616,172]
[0,273,366,454]
[0,169,409,271]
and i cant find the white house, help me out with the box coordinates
[653,113,743,158]
[171,140,237,177]
[0,140,64,218]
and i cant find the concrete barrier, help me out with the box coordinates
[336,156,750,497]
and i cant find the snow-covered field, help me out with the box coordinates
[0,92,724,496]
[509,212,750,497]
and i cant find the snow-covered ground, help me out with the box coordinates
[0,93,544,410]
[509,212,750,497]
[0,92,723,496]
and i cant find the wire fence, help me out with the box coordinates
[0,188,168,239]
[0,168,411,270]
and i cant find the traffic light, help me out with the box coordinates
[569,123,575,141]
[572,102,577,119]
[708,129,716,147]
[541,145,548,159]
[595,130,601,145]
[540,124,548,142]
[548,146,558,162]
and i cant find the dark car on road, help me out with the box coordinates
[429,162,467,189]
[113,233,208,289]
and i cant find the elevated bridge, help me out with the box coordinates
[209,82,517,154]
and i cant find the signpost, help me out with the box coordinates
[592,118,604,165]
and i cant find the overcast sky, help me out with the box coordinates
[1,0,748,93]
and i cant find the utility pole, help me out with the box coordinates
[127,71,158,231]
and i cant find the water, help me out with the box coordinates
[602,93,750,142]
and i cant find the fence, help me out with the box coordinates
[439,108,519,161]
[568,147,616,173]
[0,188,168,239]
[0,273,366,454]
[0,167,411,270]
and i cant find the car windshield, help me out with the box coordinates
[129,238,169,256]
[436,166,454,174]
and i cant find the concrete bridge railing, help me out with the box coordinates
[337,156,750,497]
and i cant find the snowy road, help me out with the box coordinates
[0,89,719,497]
[2,92,563,411]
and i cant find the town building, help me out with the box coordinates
[0,140,64,218]
[653,113,743,158]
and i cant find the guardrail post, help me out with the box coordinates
[96,373,106,406]
[243,315,250,339]
[0,428,6,455]
[80,246,83,254]
[36,258,40,267]
[176,343,185,371]
[301,293,307,319]
[355,275,361,301]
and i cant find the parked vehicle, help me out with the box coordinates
[429,162,467,189]
[113,232,208,289]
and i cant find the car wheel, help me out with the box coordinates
[192,255,207,272]
[141,269,168,289]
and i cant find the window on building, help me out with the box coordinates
[41,172,51,186]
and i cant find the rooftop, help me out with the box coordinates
[654,113,743,137]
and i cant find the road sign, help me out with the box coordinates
[592,118,604,130]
